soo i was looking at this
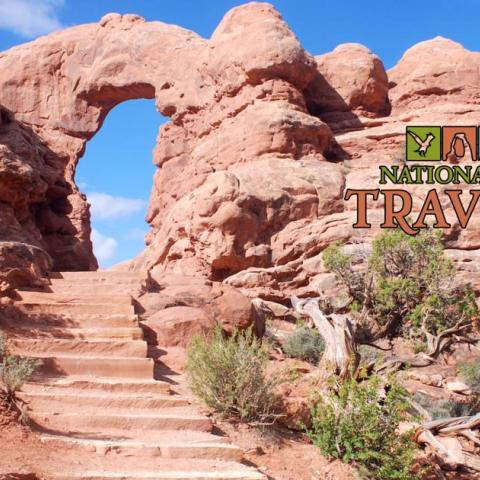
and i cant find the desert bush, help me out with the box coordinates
[322,229,478,343]
[186,326,281,423]
[2,355,41,396]
[458,361,480,393]
[430,399,474,419]
[0,333,41,399]
[0,334,6,359]
[283,326,325,363]
[323,243,365,303]
[413,392,476,419]
[308,374,419,480]
[358,344,385,367]
[413,341,427,354]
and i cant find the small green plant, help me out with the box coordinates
[0,334,7,358]
[413,392,476,419]
[323,243,365,302]
[413,341,427,354]
[358,344,385,367]
[430,400,474,419]
[283,326,325,364]
[308,375,419,480]
[458,361,480,392]
[2,355,41,397]
[0,333,41,400]
[186,326,281,423]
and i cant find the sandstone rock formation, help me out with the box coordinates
[306,43,390,116]
[1,3,480,336]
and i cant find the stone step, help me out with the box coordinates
[38,432,243,461]
[52,474,264,480]
[24,377,171,395]
[10,338,148,358]
[43,283,139,295]
[30,409,213,433]
[41,313,137,328]
[17,291,132,306]
[18,390,189,411]
[47,459,266,480]
[49,271,144,283]
[9,326,144,340]
[17,302,135,315]
[2,313,139,329]
[50,472,265,480]
[33,356,154,379]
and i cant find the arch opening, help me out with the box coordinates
[75,99,165,269]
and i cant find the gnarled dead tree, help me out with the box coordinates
[415,413,480,473]
[291,296,359,379]
[376,319,479,375]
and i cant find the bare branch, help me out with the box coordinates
[415,414,480,473]
[291,295,359,379]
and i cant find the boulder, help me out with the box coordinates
[148,306,213,347]
[389,37,480,109]
[444,381,472,395]
[306,43,390,115]
[139,273,258,346]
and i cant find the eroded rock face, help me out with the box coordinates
[388,36,480,109]
[0,12,207,275]
[306,43,390,116]
[2,3,480,321]
[0,3,332,281]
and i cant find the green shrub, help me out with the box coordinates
[186,326,280,423]
[323,243,365,302]
[322,229,478,343]
[413,392,475,419]
[358,344,385,367]
[413,341,427,354]
[308,375,419,480]
[2,355,41,396]
[458,361,480,392]
[0,333,41,398]
[283,326,325,363]
[0,334,6,358]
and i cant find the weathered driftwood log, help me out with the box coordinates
[291,296,359,379]
[415,413,480,472]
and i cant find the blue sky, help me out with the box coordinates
[1,0,479,267]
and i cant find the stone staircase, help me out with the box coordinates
[7,271,265,480]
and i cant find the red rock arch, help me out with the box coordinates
[0,5,337,286]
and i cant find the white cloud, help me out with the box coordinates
[125,228,148,241]
[0,0,66,38]
[88,192,146,221]
[77,178,88,190]
[91,228,117,264]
